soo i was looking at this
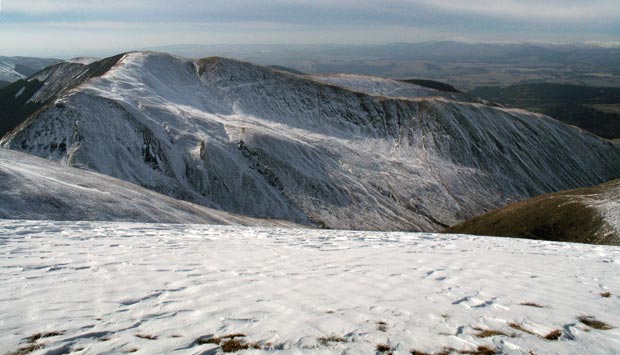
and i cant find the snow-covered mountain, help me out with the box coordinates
[447,178,620,245]
[3,51,620,231]
[0,56,60,85]
[0,148,296,226]
[2,220,619,354]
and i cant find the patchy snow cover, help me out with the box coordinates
[596,180,620,236]
[1,220,618,355]
[446,179,620,245]
[14,86,25,98]
[0,148,296,227]
[4,52,620,231]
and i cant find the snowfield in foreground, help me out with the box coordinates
[1,221,619,355]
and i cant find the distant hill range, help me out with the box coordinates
[150,41,620,89]
[469,84,620,139]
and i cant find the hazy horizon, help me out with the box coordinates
[1,0,619,57]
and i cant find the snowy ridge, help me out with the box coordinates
[0,56,60,83]
[3,51,620,231]
[0,148,297,226]
[1,220,619,354]
[309,73,476,102]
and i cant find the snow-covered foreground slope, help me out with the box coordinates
[1,220,619,355]
[0,148,296,226]
[447,179,620,245]
[3,52,620,231]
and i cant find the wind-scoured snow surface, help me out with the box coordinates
[4,52,620,231]
[0,148,296,226]
[1,220,619,354]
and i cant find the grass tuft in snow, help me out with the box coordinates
[22,331,64,343]
[473,327,510,338]
[433,345,499,355]
[376,343,393,353]
[579,316,614,330]
[3,344,44,355]
[519,302,545,308]
[318,335,347,345]
[507,322,536,335]
[4,331,65,355]
[543,329,562,340]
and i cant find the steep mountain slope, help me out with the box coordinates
[0,148,296,226]
[0,56,60,83]
[446,179,620,245]
[3,51,620,231]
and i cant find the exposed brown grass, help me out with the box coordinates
[23,331,64,343]
[135,334,158,340]
[4,344,45,355]
[600,292,612,298]
[579,316,614,330]
[318,335,346,345]
[220,339,250,352]
[473,327,509,338]
[123,348,138,353]
[519,302,545,308]
[508,322,536,335]
[435,346,499,355]
[376,343,392,353]
[461,346,498,355]
[411,351,432,355]
[194,334,263,352]
[195,333,246,345]
[444,184,619,246]
[377,321,388,332]
[4,331,67,355]
[543,330,562,340]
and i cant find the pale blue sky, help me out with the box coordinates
[1,0,619,56]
